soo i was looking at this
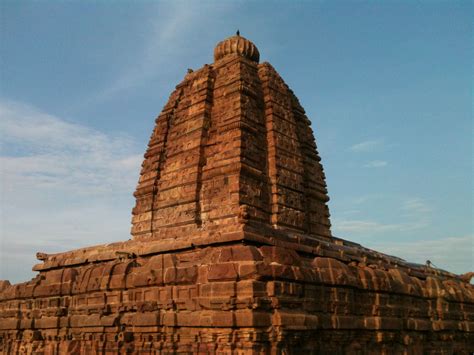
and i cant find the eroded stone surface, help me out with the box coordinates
[0,34,472,354]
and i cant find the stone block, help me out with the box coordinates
[132,312,159,327]
[207,263,239,281]
[234,310,271,327]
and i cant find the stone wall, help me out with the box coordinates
[1,239,472,353]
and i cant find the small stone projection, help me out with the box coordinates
[0,34,473,354]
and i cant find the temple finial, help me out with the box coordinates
[214,32,260,63]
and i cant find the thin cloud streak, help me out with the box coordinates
[333,195,433,236]
[370,235,473,275]
[333,220,400,233]
[332,218,428,235]
[364,160,388,168]
[350,139,383,152]
[402,197,432,214]
[97,2,235,100]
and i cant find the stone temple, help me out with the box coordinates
[0,34,473,354]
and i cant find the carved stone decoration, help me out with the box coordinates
[214,33,260,63]
[0,34,473,354]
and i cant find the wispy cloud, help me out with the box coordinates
[370,235,473,275]
[333,220,401,233]
[0,100,142,283]
[402,197,432,214]
[352,195,377,204]
[97,2,235,100]
[330,193,469,274]
[333,195,432,236]
[364,160,388,168]
[350,139,382,152]
[332,218,428,234]
[0,100,141,193]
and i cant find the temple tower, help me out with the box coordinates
[131,33,331,242]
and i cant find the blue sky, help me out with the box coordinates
[0,1,472,283]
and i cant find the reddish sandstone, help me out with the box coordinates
[0,34,472,354]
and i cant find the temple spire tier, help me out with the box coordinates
[131,34,331,242]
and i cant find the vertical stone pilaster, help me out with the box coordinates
[198,56,245,236]
[131,87,183,239]
[258,62,331,238]
[291,92,332,237]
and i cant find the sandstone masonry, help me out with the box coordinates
[0,34,472,354]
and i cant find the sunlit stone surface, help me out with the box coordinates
[0,34,472,354]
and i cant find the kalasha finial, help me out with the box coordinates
[214,32,260,63]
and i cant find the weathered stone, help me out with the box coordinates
[0,33,472,354]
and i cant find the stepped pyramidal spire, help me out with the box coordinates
[132,33,332,243]
[0,34,472,354]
